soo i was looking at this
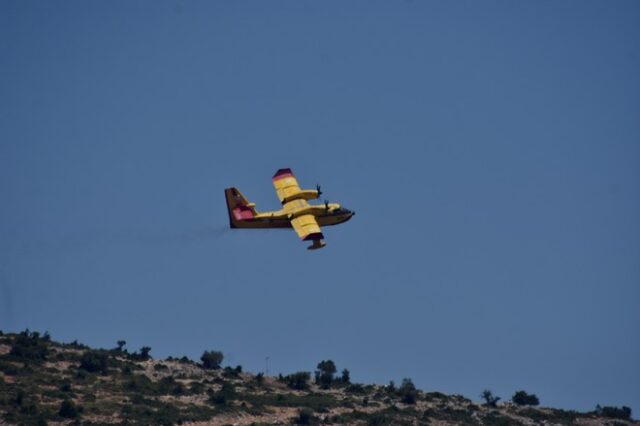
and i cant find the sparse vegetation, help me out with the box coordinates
[595,404,632,420]
[0,331,635,426]
[282,371,311,390]
[130,345,152,361]
[8,329,49,361]
[208,381,236,406]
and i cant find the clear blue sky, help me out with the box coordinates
[1,0,639,415]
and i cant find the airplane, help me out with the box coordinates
[224,168,355,250]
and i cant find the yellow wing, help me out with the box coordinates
[272,168,301,203]
[290,214,323,240]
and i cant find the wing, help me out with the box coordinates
[272,168,301,203]
[290,214,323,241]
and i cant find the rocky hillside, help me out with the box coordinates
[0,330,636,425]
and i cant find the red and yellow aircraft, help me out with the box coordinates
[225,168,355,249]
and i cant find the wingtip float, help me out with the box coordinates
[224,168,354,250]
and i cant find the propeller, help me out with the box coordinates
[316,184,322,197]
[324,200,330,211]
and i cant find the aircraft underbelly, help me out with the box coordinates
[233,218,291,228]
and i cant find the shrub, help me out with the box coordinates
[424,407,477,424]
[481,389,500,407]
[296,408,315,425]
[189,381,206,394]
[201,350,224,370]
[387,380,396,393]
[511,390,539,406]
[0,360,20,376]
[254,372,264,385]
[9,329,49,361]
[346,383,366,394]
[79,350,109,374]
[223,366,240,378]
[398,378,418,404]
[130,346,152,361]
[595,405,632,420]
[482,411,513,425]
[65,339,88,349]
[209,382,236,406]
[58,399,79,419]
[283,371,311,390]
[59,380,72,392]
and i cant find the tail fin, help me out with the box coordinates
[224,188,258,228]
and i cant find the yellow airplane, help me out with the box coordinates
[225,168,355,250]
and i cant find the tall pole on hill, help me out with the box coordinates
[265,356,270,376]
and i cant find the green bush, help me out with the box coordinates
[208,382,236,406]
[9,330,49,361]
[517,407,581,424]
[64,340,88,349]
[125,375,158,395]
[244,393,337,412]
[0,360,20,376]
[387,381,396,393]
[315,360,337,389]
[341,368,351,384]
[398,378,417,404]
[254,372,264,385]
[58,399,79,419]
[157,377,182,395]
[79,351,109,374]
[59,380,72,393]
[223,366,240,378]
[201,350,224,370]
[482,411,513,426]
[595,405,632,420]
[283,371,311,390]
[511,390,539,406]
[296,408,315,425]
[130,346,152,361]
[346,383,366,394]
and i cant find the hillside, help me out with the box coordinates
[0,330,636,426]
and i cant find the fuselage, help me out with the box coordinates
[237,202,354,229]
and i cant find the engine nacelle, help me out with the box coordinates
[281,189,321,205]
